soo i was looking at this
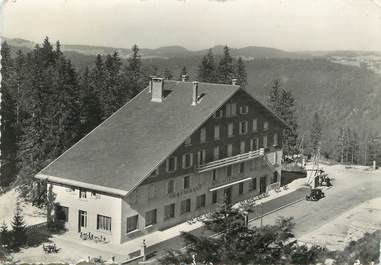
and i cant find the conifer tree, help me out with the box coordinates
[235,57,247,89]
[178,66,188,81]
[79,67,103,135]
[310,112,322,153]
[217,46,234,84]
[267,79,282,115]
[125,44,145,98]
[0,42,18,187]
[0,222,11,248]
[280,88,298,157]
[11,206,27,248]
[198,49,217,83]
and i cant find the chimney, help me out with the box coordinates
[192,81,199,106]
[151,77,164,102]
[148,76,156,93]
[232,78,238,86]
[182,74,188,82]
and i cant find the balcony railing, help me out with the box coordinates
[196,148,265,173]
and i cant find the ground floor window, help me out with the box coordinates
[212,190,218,204]
[180,199,191,214]
[239,182,244,194]
[249,178,257,191]
[164,204,175,220]
[145,209,157,227]
[55,205,68,222]
[126,215,139,233]
[97,215,111,231]
[196,194,206,209]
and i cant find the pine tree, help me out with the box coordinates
[79,67,103,135]
[0,42,19,187]
[235,57,247,89]
[125,44,145,97]
[267,79,282,115]
[217,46,234,84]
[11,205,27,248]
[0,222,11,248]
[178,66,188,81]
[198,49,217,83]
[310,112,322,152]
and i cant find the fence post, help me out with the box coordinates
[141,239,147,261]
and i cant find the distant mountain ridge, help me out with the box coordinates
[0,36,316,59]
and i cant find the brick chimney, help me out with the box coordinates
[182,75,188,82]
[192,81,199,106]
[151,77,164,102]
[148,76,156,93]
[232,78,238,86]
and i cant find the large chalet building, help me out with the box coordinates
[36,77,289,244]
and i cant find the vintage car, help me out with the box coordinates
[306,188,325,201]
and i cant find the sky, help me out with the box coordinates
[1,0,381,51]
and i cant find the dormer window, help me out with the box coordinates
[184,137,191,146]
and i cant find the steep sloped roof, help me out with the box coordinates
[37,80,240,196]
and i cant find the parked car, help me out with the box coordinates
[306,188,325,201]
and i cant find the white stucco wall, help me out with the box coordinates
[50,183,123,244]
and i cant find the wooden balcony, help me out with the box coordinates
[196,148,265,173]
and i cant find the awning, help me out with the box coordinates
[209,177,252,192]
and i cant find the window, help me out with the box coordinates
[180,199,191,214]
[240,141,246,154]
[227,144,233,157]
[197,150,206,165]
[164,204,175,220]
[97,215,112,231]
[263,135,268,148]
[231,103,237,117]
[239,121,248,135]
[55,205,68,222]
[90,191,99,199]
[196,194,206,209]
[239,162,245,174]
[250,178,257,191]
[228,123,234,137]
[200,128,206,143]
[126,215,139,233]
[184,137,191,146]
[145,209,157,227]
[226,103,231,118]
[273,133,278,146]
[213,146,219,160]
[213,109,223,119]
[212,170,217,182]
[227,165,232,177]
[239,182,244,194]
[183,176,190,189]
[182,153,193,169]
[264,121,269,130]
[252,119,258,132]
[166,156,177,173]
[212,190,218,204]
[79,189,87,199]
[239,105,248,114]
[214,125,220,140]
[250,138,259,151]
[79,210,87,228]
[167,179,174,194]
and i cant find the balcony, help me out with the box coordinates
[196,148,265,173]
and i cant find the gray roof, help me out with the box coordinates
[37,80,240,196]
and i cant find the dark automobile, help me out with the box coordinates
[306,188,325,201]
